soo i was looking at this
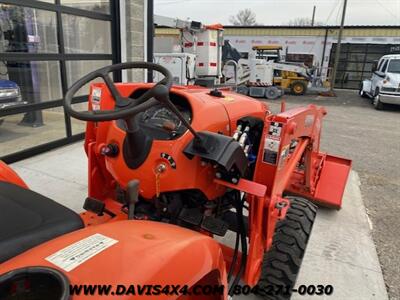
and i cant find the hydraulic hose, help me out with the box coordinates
[228,192,247,296]
[227,231,239,283]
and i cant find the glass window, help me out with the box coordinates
[331,43,349,53]
[387,59,400,74]
[62,14,111,54]
[377,59,384,70]
[366,52,384,61]
[65,60,112,96]
[71,113,86,135]
[0,61,62,107]
[342,80,360,89]
[336,61,347,71]
[344,71,363,81]
[367,44,391,53]
[60,0,110,14]
[0,108,67,156]
[334,71,345,84]
[347,44,367,53]
[347,52,366,63]
[331,49,348,61]
[66,59,112,135]
[0,0,117,162]
[0,5,58,53]
[380,59,388,72]
[345,62,364,72]
[363,62,375,72]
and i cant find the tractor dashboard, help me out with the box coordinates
[116,88,192,141]
[139,102,192,140]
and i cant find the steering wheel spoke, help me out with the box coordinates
[100,72,126,106]
[132,82,162,105]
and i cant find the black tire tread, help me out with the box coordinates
[257,197,317,300]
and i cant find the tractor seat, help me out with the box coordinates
[0,181,84,263]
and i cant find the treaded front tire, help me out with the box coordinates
[257,197,317,300]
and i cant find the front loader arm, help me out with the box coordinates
[254,104,351,207]
[253,104,351,252]
[214,105,351,286]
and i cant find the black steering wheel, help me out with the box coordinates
[64,62,173,122]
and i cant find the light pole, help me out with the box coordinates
[330,0,348,93]
[311,5,316,26]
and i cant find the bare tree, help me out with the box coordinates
[229,9,260,26]
[286,17,324,26]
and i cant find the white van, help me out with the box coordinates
[359,54,400,110]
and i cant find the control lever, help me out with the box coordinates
[126,180,140,220]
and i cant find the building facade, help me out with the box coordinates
[155,25,400,89]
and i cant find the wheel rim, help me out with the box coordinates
[294,84,303,94]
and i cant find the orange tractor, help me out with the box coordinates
[0,62,351,299]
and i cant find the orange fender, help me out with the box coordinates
[0,220,227,299]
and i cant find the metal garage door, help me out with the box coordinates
[329,43,400,89]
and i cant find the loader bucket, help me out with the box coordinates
[287,154,352,210]
[311,154,352,209]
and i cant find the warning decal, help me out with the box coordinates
[268,122,283,137]
[91,88,102,111]
[263,122,283,165]
[46,234,118,272]
[263,138,280,164]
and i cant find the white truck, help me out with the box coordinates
[360,54,400,110]
[154,53,197,85]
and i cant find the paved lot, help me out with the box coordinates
[9,89,395,299]
[266,90,400,300]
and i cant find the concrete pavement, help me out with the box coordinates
[11,142,388,299]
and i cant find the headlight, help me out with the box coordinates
[0,88,20,99]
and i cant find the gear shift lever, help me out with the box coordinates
[126,180,139,220]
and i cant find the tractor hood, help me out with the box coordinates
[201,88,268,132]
[0,220,226,299]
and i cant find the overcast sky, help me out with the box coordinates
[155,0,400,26]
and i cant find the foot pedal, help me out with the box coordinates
[178,208,203,226]
[83,197,105,215]
[201,216,229,236]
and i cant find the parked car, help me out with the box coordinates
[359,54,400,110]
[0,79,24,125]
[0,79,23,109]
